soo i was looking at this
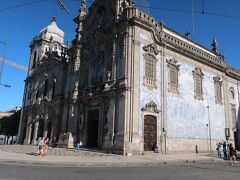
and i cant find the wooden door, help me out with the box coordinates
[87,109,99,148]
[144,115,157,151]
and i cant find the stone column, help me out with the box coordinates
[57,102,75,148]
[102,94,115,152]
[111,35,117,81]
[25,124,32,144]
[33,121,39,145]
[23,126,30,144]
[24,115,32,144]
[17,81,28,144]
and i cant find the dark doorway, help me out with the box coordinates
[87,109,99,148]
[234,131,239,150]
[144,115,157,151]
[37,119,44,139]
[30,123,35,144]
[22,127,27,144]
[47,122,52,139]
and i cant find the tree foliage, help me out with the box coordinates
[0,110,21,137]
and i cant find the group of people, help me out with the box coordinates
[216,141,237,165]
[37,136,49,156]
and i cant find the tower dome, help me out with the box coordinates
[40,17,64,44]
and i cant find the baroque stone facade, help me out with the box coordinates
[18,0,240,155]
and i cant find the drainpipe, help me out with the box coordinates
[161,44,167,154]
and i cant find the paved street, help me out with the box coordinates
[0,161,239,180]
[0,145,239,180]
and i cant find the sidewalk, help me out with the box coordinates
[0,145,225,167]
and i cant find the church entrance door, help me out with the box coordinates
[144,115,157,151]
[87,109,99,148]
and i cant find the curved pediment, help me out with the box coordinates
[141,101,160,113]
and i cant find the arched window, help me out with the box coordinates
[36,88,39,100]
[32,51,37,69]
[193,67,204,100]
[27,83,33,100]
[213,76,222,104]
[143,43,159,89]
[167,59,180,92]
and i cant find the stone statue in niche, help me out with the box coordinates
[95,63,103,83]
[79,112,84,130]
[72,81,79,102]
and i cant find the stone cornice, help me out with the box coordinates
[122,7,240,80]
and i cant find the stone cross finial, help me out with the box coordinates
[211,37,218,53]
[80,0,87,17]
[52,17,56,22]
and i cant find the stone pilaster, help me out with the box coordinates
[129,26,142,154]
[33,121,39,145]
[102,95,116,152]
[24,124,32,144]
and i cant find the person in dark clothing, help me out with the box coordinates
[216,142,221,158]
[229,143,236,165]
[222,141,227,159]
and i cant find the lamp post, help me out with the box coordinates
[225,128,230,158]
[206,124,209,152]
[0,40,11,88]
[207,103,212,153]
[0,83,11,88]
[0,40,6,82]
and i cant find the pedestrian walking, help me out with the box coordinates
[222,141,227,159]
[76,140,82,151]
[216,142,221,158]
[37,138,44,156]
[229,143,237,165]
[43,136,49,155]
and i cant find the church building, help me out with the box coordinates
[18,0,240,155]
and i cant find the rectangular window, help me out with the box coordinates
[195,74,202,97]
[232,107,237,129]
[215,83,222,103]
[169,66,178,92]
[144,55,157,89]
[214,77,222,104]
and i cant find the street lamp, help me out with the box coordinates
[0,40,6,83]
[206,124,209,152]
[225,128,230,157]
[0,83,11,88]
[207,104,212,153]
[0,40,10,89]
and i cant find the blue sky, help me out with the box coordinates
[0,0,240,111]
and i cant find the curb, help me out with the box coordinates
[0,159,166,167]
[0,157,220,168]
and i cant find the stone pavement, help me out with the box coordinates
[0,145,232,167]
